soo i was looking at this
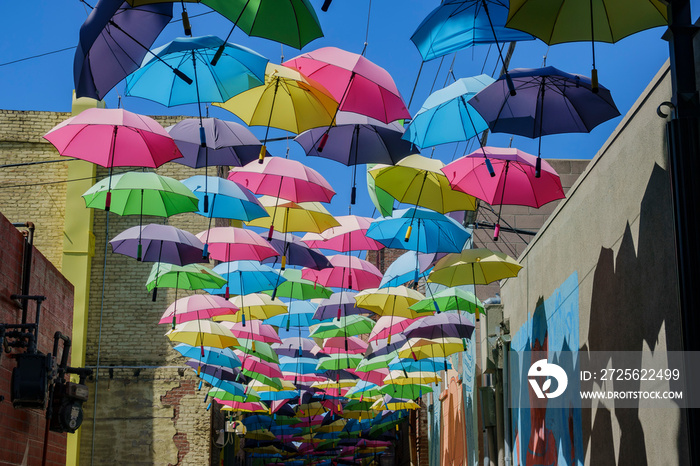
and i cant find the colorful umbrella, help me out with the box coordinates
[161,294,238,326]
[264,269,332,301]
[368,316,424,342]
[411,0,534,61]
[301,215,384,252]
[404,312,476,340]
[320,336,368,355]
[165,320,239,349]
[313,291,364,321]
[173,343,242,369]
[388,357,452,373]
[110,224,204,264]
[354,286,426,318]
[215,293,288,322]
[279,356,325,374]
[427,248,522,287]
[371,395,420,411]
[265,301,321,331]
[224,320,283,344]
[274,337,318,358]
[209,387,260,403]
[205,261,284,298]
[146,263,227,292]
[398,337,466,359]
[240,354,284,379]
[283,47,410,124]
[302,255,382,291]
[410,287,484,315]
[186,359,241,382]
[308,315,375,339]
[383,370,442,386]
[379,250,437,289]
[366,163,395,217]
[262,231,332,270]
[195,226,279,262]
[246,196,340,236]
[403,75,493,148]
[234,339,280,364]
[181,175,268,221]
[316,354,364,371]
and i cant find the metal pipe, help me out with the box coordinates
[12,222,35,324]
[502,340,512,466]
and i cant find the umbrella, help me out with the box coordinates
[411,0,534,61]
[209,387,259,403]
[198,372,249,397]
[366,163,396,217]
[379,250,437,289]
[215,293,288,322]
[262,231,332,270]
[442,146,565,239]
[224,320,283,344]
[239,354,284,379]
[195,227,279,262]
[404,312,476,340]
[283,47,410,124]
[205,261,283,298]
[110,223,204,264]
[308,315,375,339]
[506,0,667,91]
[279,356,325,374]
[403,75,494,148]
[219,400,270,412]
[316,354,364,371]
[410,287,484,315]
[294,113,413,203]
[246,197,340,236]
[368,316,424,343]
[388,357,452,373]
[368,154,477,214]
[383,370,442,386]
[215,63,339,162]
[74,0,172,100]
[265,269,332,301]
[161,295,238,326]
[167,117,263,168]
[186,359,241,382]
[354,287,426,319]
[366,207,471,253]
[173,343,242,369]
[273,337,318,358]
[166,320,239,349]
[428,248,523,287]
[234,340,280,364]
[181,175,268,221]
[371,395,420,411]
[468,66,621,174]
[146,263,227,292]
[398,337,466,359]
[320,337,368,355]
[301,216,384,252]
[313,291,364,321]
[302,255,382,291]
[265,301,321,331]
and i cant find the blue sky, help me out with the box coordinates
[1,1,697,219]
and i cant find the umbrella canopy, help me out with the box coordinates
[209,387,259,403]
[166,320,239,348]
[308,315,375,339]
[74,0,172,100]
[83,171,199,215]
[404,312,475,340]
[367,207,471,253]
[368,316,424,342]
[302,255,382,291]
[215,293,288,322]
[403,75,493,148]
[234,339,280,364]
[167,118,263,168]
[224,320,283,344]
[301,216,384,252]
[205,261,284,296]
[173,343,242,369]
[219,400,270,412]
[354,286,427,318]
[264,269,332,300]
[383,370,442,386]
[368,154,477,213]
[316,354,364,371]
[283,47,410,124]
[265,301,321,330]
[320,336,368,355]
[274,337,321,358]
[214,63,338,136]
[246,197,340,235]
[428,248,523,286]
[181,175,268,221]
[240,354,284,379]
[44,108,182,168]
[411,0,534,61]
[161,295,238,326]
[279,356,325,374]
[366,163,395,217]
[313,291,364,321]
[410,287,484,315]
[379,250,437,289]
[186,359,241,382]
[110,224,204,264]
[371,395,420,411]
[146,263,227,291]
[196,227,279,262]
[229,156,336,203]
[125,35,267,106]
[398,337,466,359]
[262,231,332,270]
[388,357,451,373]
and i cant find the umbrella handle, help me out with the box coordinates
[322,0,332,11]
[317,132,329,152]
[152,287,158,302]
[493,223,501,241]
[181,9,192,36]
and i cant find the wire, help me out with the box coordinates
[0,46,76,67]
[0,158,77,169]
[0,168,139,190]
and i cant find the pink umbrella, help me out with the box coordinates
[302,255,382,291]
[228,157,335,203]
[301,215,384,252]
[283,47,410,124]
[196,227,279,262]
[239,354,283,379]
[369,316,424,342]
[442,146,565,240]
[282,372,326,383]
[159,294,238,326]
[44,108,181,168]
[350,367,389,386]
[222,320,282,344]
[320,336,368,355]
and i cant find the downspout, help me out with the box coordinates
[501,337,512,466]
[12,222,35,323]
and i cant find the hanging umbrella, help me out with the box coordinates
[404,312,476,340]
[367,207,471,253]
[215,293,288,322]
[209,387,260,403]
[371,395,420,411]
[308,315,375,339]
[411,0,534,62]
[443,146,565,239]
[173,343,242,369]
[388,357,452,373]
[427,248,523,287]
[398,337,467,359]
[234,339,280,364]
[74,0,173,100]
[246,196,340,236]
[403,75,493,148]
[316,354,364,371]
[279,356,325,374]
[274,337,319,358]
[266,301,321,331]
[302,255,382,291]
[186,359,241,382]
[301,216,384,252]
[506,0,667,92]
[198,372,249,397]
[215,63,339,162]
[161,295,238,326]
[146,263,227,292]
[261,231,332,270]
[354,286,426,319]
[167,118,263,168]
[224,320,283,344]
[383,370,442,386]
[219,400,270,412]
[468,66,621,175]
[368,316,424,343]
[196,227,279,262]
[205,261,284,298]
[239,354,284,379]
[368,154,477,214]
[410,287,484,315]
[366,163,395,217]
[283,47,410,124]
[110,224,204,264]
[181,175,268,221]
[379,250,437,289]
[320,336,368,355]
[166,320,239,349]
[313,291,364,321]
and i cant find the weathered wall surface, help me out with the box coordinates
[500,62,689,465]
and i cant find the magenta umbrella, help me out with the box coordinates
[239,354,284,379]
[301,255,382,291]
[442,146,565,239]
[283,46,410,124]
[301,215,384,252]
[369,316,424,343]
[159,294,238,327]
[196,227,279,262]
[319,336,368,355]
[222,320,282,344]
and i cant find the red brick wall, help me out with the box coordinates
[0,212,74,465]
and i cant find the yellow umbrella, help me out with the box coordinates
[368,154,477,213]
[295,401,330,417]
[246,195,340,234]
[213,293,288,322]
[428,248,523,286]
[214,63,339,162]
[383,370,442,386]
[248,378,296,392]
[311,379,358,390]
[354,286,427,318]
[398,337,466,360]
[165,320,239,348]
[371,395,420,411]
[244,429,277,441]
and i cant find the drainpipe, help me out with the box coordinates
[12,222,35,323]
[501,337,512,466]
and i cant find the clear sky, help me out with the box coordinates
[1,1,697,220]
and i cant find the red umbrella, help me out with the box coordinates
[302,255,382,291]
[301,215,384,252]
[443,146,565,239]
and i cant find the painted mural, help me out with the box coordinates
[510,272,583,466]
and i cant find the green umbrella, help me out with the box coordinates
[308,315,375,339]
[209,387,261,403]
[316,353,363,371]
[355,352,397,373]
[146,263,227,291]
[366,163,394,217]
[379,383,432,399]
[410,287,484,315]
[264,269,332,300]
[234,338,279,364]
[241,370,283,390]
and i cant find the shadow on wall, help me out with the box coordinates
[582,163,686,465]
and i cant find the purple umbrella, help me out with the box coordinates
[74,0,173,101]
[312,291,364,321]
[404,312,475,340]
[186,359,242,382]
[273,337,318,358]
[109,224,204,264]
[260,231,332,271]
[294,112,414,204]
[167,118,264,168]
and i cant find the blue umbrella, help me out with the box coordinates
[366,207,471,253]
[379,250,437,289]
[173,344,242,369]
[388,357,451,372]
[205,260,285,297]
[259,390,299,401]
[403,75,494,148]
[198,372,248,397]
[182,175,268,221]
[279,356,326,374]
[411,0,535,61]
[125,35,267,106]
[265,301,321,329]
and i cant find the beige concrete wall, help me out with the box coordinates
[500,62,689,465]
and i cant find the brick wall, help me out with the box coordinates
[0,212,74,465]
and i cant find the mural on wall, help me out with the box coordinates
[510,272,583,466]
